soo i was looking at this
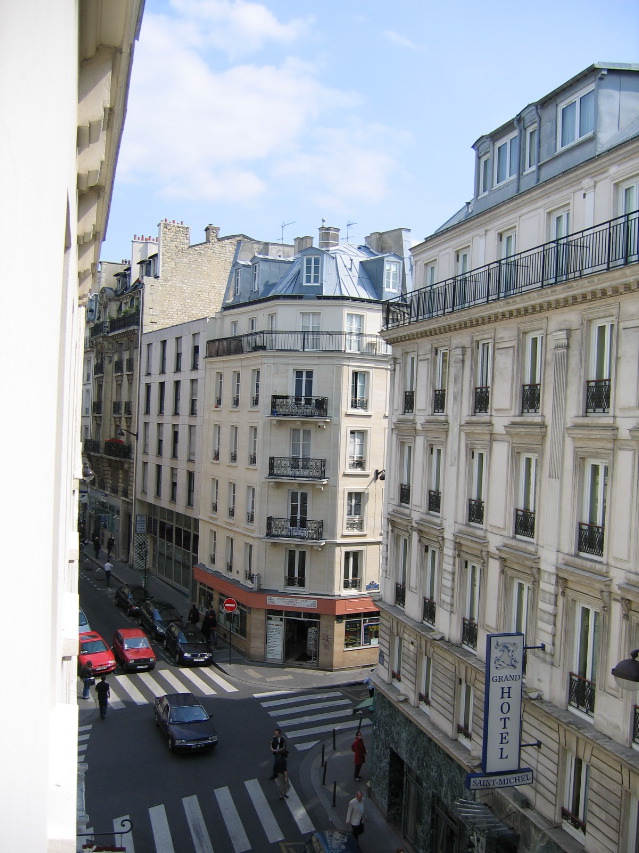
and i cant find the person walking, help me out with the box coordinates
[270,728,286,779]
[346,791,366,843]
[106,536,115,557]
[92,534,100,559]
[80,660,94,699]
[95,675,111,720]
[188,603,200,626]
[103,559,113,587]
[274,750,289,799]
[351,731,367,781]
[363,671,375,698]
[202,608,218,648]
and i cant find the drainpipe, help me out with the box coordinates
[514,114,523,194]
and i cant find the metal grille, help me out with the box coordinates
[473,386,490,413]
[395,583,406,607]
[514,508,535,538]
[462,618,478,650]
[270,395,328,418]
[468,498,484,525]
[568,672,596,716]
[423,597,436,625]
[433,388,446,413]
[521,383,541,413]
[403,391,415,413]
[268,457,326,479]
[428,490,441,513]
[399,483,411,505]
[585,379,610,413]
[577,522,604,557]
[266,517,323,540]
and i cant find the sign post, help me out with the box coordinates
[223,598,237,663]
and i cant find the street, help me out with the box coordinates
[79,565,372,852]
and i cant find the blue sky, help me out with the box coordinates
[102,0,639,260]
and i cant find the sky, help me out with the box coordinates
[102,0,639,261]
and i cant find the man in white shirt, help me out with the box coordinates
[346,790,366,842]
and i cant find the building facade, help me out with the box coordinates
[194,225,412,670]
[374,64,639,852]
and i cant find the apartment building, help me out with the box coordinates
[374,64,639,852]
[194,225,412,669]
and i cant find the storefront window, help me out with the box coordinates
[219,601,248,638]
[344,613,379,649]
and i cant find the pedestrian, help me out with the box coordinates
[103,559,113,587]
[95,675,110,720]
[106,536,115,557]
[351,730,367,781]
[270,728,287,779]
[202,607,218,647]
[363,671,375,698]
[346,791,366,842]
[209,609,218,648]
[92,534,100,559]
[80,660,94,699]
[274,749,289,799]
[188,603,200,625]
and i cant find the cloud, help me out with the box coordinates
[384,30,418,50]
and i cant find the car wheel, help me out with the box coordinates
[175,650,181,665]
[168,735,174,751]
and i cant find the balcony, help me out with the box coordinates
[473,386,490,414]
[270,395,329,419]
[244,569,254,582]
[561,808,586,835]
[109,310,140,333]
[249,453,256,465]
[350,396,368,411]
[384,210,639,330]
[403,391,415,414]
[114,360,124,374]
[568,672,596,716]
[228,507,235,518]
[251,394,260,407]
[226,562,233,573]
[633,706,639,747]
[515,508,535,538]
[232,395,239,408]
[103,440,132,459]
[578,522,604,557]
[348,457,366,471]
[90,321,106,339]
[395,582,406,608]
[246,511,254,524]
[423,597,436,625]
[230,452,237,463]
[433,388,446,413]
[94,359,104,376]
[215,396,222,407]
[213,450,219,461]
[468,498,484,525]
[125,357,134,373]
[343,577,362,591]
[285,575,306,588]
[585,378,610,413]
[346,517,364,532]
[268,457,327,480]
[124,401,132,416]
[112,401,122,415]
[462,617,478,650]
[207,330,390,359]
[84,439,101,454]
[211,501,217,513]
[399,483,411,505]
[266,517,324,541]
[92,400,102,415]
[521,383,541,414]
[428,489,441,513]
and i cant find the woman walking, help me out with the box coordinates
[351,731,367,781]
[274,750,289,800]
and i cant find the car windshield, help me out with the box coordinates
[180,628,205,644]
[131,589,147,602]
[81,639,107,654]
[124,637,150,650]
[169,705,209,723]
[158,606,179,621]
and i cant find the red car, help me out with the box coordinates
[113,627,156,672]
[78,631,116,675]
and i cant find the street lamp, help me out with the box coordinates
[612,650,639,691]
[116,427,138,439]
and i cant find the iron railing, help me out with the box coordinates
[346,517,364,531]
[468,498,484,525]
[561,808,586,834]
[474,386,490,413]
[94,359,104,375]
[246,511,254,524]
[285,575,306,588]
[433,388,446,413]
[515,508,535,538]
[395,583,406,607]
[350,396,368,410]
[399,483,411,504]
[403,391,415,413]
[578,522,604,557]
[249,453,257,465]
[268,457,327,479]
[585,378,610,413]
[232,395,239,407]
[423,597,436,625]
[108,311,140,333]
[206,330,390,359]
[124,401,132,416]
[428,489,441,513]
[114,360,123,374]
[84,439,101,453]
[270,395,329,418]
[92,401,102,414]
[633,706,639,746]
[266,517,324,541]
[462,618,478,650]
[343,578,362,591]
[210,501,217,513]
[104,441,132,459]
[251,394,260,406]
[383,210,639,329]
[568,672,596,716]
[348,457,366,471]
[521,383,541,413]
[226,562,233,573]
[229,452,237,463]
[90,322,106,338]
[112,401,122,415]
[228,507,235,518]
[125,357,134,373]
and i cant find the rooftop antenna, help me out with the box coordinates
[346,221,357,242]
[281,220,295,244]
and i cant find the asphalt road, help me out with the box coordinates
[79,563,366,852]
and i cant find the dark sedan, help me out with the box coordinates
[114,583,148,616]
[154,693,218,752]
[164,622,214,666]
[139,599,182,639]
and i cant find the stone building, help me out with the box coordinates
[374,63,639,852]
[193,224,412,670]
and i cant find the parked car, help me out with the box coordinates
[139,599,182,639]
[114,583,148,616]
[154,693,218,752]
[112,627,156,672]
[78,631,116,675]
[305,831,361,852]
[163,622,214,666]
[79,608,91,634]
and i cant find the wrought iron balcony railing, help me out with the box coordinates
[251,394,260,406]
[462,617,478,650]
[468,498,484,525]
[124,401,132,416]
[226,562,233,573]
[428,489,441,513]
[207,330,391,359]
[90,322,106,338]
[423,597,436,625]
[213,450,219,461]
[395,582,406,607]
[568,672,596,716]
[104,440,132,459]
[266,517,324,541]
[249,453,256,465]
[84,438,101,453]
[515,508,535,538]
[228,507,235,518]
[521,383,541,414]
[633,705,639,746]
[270,395,329,418]
[246,511,254,524]
[474,386,490,413]
[125,357,134,373]
[585,378,611,413]
[232,395,239,407]
[268,457,327,479]
[285,575,306,588]
[210,501,217,513]
[229,452,237,463]
[94,359,104,376]
[433,388,446,413]
[348,457,366,471]
[383,210,639,329]
[403,390,415,413]
[578,522,604,557]
[346,516,364,531]
[112,401,122,415]
[561,808,586,835]
[108,310,140,333]
[92,400,102,415]
[350,396,368,410]
[215,396,222,407]
[343,577,362,591]
[399,483,411,505]
[114,360,124,374]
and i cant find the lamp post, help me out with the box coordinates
[612,650,639,692]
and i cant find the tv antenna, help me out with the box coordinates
[346,221,357,241]
[281,220,296,244]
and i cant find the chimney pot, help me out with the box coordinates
[318,224,340,249]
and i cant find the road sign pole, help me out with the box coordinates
[222,598,238,664]
[229,614,232,664]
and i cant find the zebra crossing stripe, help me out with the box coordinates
[138,671,167,697]
[260,691,337,708]
[203,667,238,693]
[276,708,354,726]
[182,795,214,853]
[113,815,135,853]
[156,667,190,693]
[244,779,284,843]
[113,674,147,704]
[285,718,372,739]
[215,786,251,852]
[285,783,314,835]
[177,666,218,695]
[149,804,175,853]
[273,698,352,716]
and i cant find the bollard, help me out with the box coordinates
[356,717,362,735]
[322,761,328,786]
[332,780,336,808]
[321,744,325,767]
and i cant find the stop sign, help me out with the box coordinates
[223,597,237,612]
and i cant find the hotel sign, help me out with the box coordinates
[266,596,318,609]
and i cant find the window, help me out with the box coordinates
[346,313,364,352]
[158,382,165,415]
[392,634,403,680]
[346,491,364,531]
[251,369,260,406]
[190,379,198,415]
[569,603,600,717]
[479,153,490,195]
[343,550,362,590]
[173,380,181,415]
[144,383,151,415]
[231,321,238,336]
[145,343,153,375]
[230,425,238,463]
[286,549,306,587]
[474,341,492,413]
[233,268,241,296]
[187,470,195,508]
[294,369,313,399]
[232,372,240,407]
[423,546,438,625]
[562,753,590,836]
[404,353,416,413]
[248,426,258,465]
[301,312,320,349]
[290,428,310,468]
[210,478,218,513]
[155,464,162,498]
[424,260,437,287]
[399,442,412,505]
[348,430,366,470]
[586,319,613,413]
[303,255,320,285]
[384,261,400,291]
[350,371,369,410]
[468,450,486,525]
[174,337,182,372]
[395,535,409,607]
[156,424,164,457]
[268,313,276,332]
[209,530,217,565]
[170,467,177,502]
[141,461,148,494]
[228,482,236,518]
[225,537,234,573]
[289,490,308,529]
[212,424,221,461]
[244,543,253,580]
[433,348,448,413]
[579,460,607,557]
[515,454,537,538]
[455,247,470,307]
[142,422,149,455]
[458,682,473,745]
[512,579,530,640]
[251,264,259,291]
[191,334,200,370]
[429,446,443,513]
[559,86,595,149]
[159,340,167,373]
[344,614,379,649]
[248,316,256,333]
[419,654,432,707]
[215,372,223,407]
[188,425,195,461]
[522,332,542,413]
[525,125,538,171]
[462,561,480,651]
[495,132,518,184]
[246,486,255,524]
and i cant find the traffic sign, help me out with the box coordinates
[223,597,237,612]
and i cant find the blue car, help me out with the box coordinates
[305,831,361,852]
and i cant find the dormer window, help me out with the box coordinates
[495,132,518,185]
[234,268,241,296]
[559,86,595,149]
[479,154,490,195]
[384,261,400,291]
[251,264,259,291]
[304,256,320,285]
[525,125,538,171]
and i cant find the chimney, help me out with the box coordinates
[205,224,220,243]
[318,223,340,249]
[294,236,313,254]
